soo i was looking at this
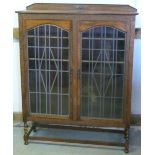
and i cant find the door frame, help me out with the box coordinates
[76,20,130,125]
[19,14,133,127]
[19,18,73,121]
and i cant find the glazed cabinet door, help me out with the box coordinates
[23,20,72,119]
[78,21,127,123]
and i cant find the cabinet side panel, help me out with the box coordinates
[126,16,136,127]
[18,14,29,121]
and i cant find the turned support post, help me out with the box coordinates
[124,127,129,153]
[24,121,29,145]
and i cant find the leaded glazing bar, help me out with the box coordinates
[27,24,70,116]
[80,26,126,119]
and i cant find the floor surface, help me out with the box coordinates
[13,122,141,155]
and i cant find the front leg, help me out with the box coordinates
[124,127,129,153]
[24,121,29,145]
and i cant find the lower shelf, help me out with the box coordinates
[23,122,129,153]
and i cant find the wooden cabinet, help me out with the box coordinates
[16,3,137,153]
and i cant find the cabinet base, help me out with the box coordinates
[23,122,129,153]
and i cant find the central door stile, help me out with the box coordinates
[72,18,79,121]
[69,22,73,120]
[77,20,82,121]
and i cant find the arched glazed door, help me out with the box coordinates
[79,24,126,120]
[26,22,72,118]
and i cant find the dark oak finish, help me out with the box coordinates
[29,136,125,147]
[31,123,125,133]
[13,27,141,40]
[17,3,137,15]
[17,3,137,153]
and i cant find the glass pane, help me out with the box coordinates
[62,39,69,47]
[104,75,114,97]
[62,95,69,115]
[94,27,101,38]
[29,70,36,92]
[29,60,35,69]
[81,74,89,96]
[51,94,58,114]
[27,24,70,116]
[117,50,125,62]
[82,50,89,60]
[114,99,123,118]
[50,61,57,70]
[62,61,68,71]
[50,48,59,59]
[106,27,115,38]
[105,50,114,61]
[62,49,69,60]
[38,48,45,59]
[105,63,116,74]
[28,47,35,58]
[105,40,114,50]
[80,26,126,119]
[40,93,46,113]
[93,50,101,61]
[80,97,89,116]
[62,31,68,37]
[28,29,34,35]
[29,93,36,113]
[28,37,35,46]
[82,39,89,48]
[38,25,45,36]
[91,97,101,117]
[118,31,125,38]
[115,75,124,97]
[82,62,89,73]
[93,62,101,73]
[39,38,45,46]
[103,98,112,118]
[117,40,125,50]
[50,26,57,36]
[82,30,89,38]
[50,71,58,93]
[94,40,101,49]
[116,64,124,74]
[50,38,57,47]
[62,72,69,93]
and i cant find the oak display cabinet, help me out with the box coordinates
[16,3,137,153]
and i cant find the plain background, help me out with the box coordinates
[0,0,154,155]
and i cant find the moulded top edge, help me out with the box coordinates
[16,10,138,15]
[16,3,138,15]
